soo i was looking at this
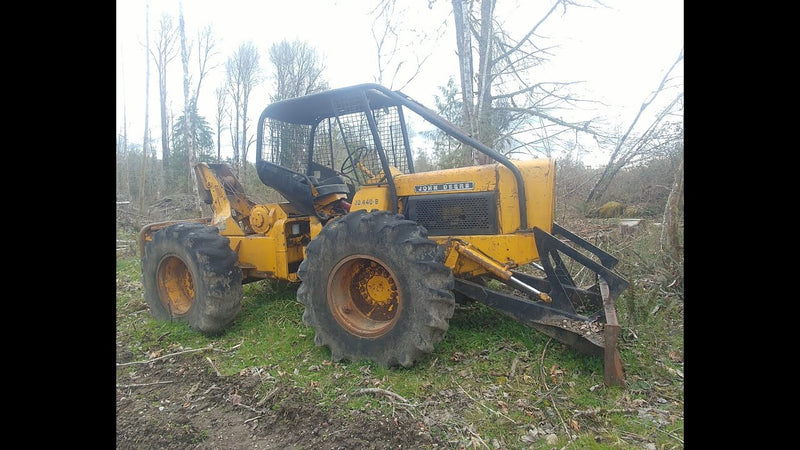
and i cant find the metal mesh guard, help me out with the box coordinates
[407,192,498,236]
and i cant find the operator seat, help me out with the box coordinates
[256,160,350,217]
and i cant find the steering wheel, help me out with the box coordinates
[340,146,370,176]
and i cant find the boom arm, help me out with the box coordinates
[194,163,255,234]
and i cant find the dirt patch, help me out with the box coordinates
[116,348,443,449]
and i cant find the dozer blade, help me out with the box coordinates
[524,278,625,388]
[453,223,629,387]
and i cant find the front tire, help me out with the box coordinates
[298,210,455,367]
[141,222,243,334]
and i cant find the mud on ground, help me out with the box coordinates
[115,347,444,449]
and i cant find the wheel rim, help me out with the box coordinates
[327,255,402,338]
[157,256,195,316]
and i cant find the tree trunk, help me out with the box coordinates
[451,0,475,166]
[216,126,221,163]
[474,0,495,165]
[159,81,169,169]
[216,89,224,164]
[118,108,130,200]
[661,154,683,261]
[139,3,150,213]
[233,111,240,175]
[241,99,248,177]
[179,1,202,215]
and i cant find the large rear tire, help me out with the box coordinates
[141,222,243,334]
[298,210,455,367]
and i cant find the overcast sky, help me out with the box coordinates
[116,0,683,162]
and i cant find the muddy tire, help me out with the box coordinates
[298,210,455,368]
[141,222,243,334]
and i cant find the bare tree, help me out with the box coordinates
[268,39,327,102]
[214,85,228,163]
[191,26,219,109]
[117,41,130,201]
[178,1,202,213]
[179,2,191,191]
[585,49,684,204]
[447,0,606,166]
[139,3,153,211]
[149,12,179,169]
[661,151,683,261]
[225,41,261,175]
[369,0,446,90]
[227,110,238,169]
[117,131,130,200]
[451,0,476,165]
[267,40,328,169]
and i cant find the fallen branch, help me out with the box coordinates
[465,426,490,450]
[455,380,517,425]
[530,384,560,407]
[228,339,244,352]
[350,387,408,403]
[255,386,281,407]
[116,345,213,367]
[391,403,416,421]
[539,339,552,390]
[206,357,221,377]
[235,402,265,414]
[535,340,571,441]
[116,380,177,389]
[551,395,572,440]
[213,338,245,353]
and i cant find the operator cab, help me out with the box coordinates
[255,83,532,228]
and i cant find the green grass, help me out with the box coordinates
[116,216,683,449]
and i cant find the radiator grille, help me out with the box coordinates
[406,192,498,236]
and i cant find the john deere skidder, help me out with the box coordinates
[139,83,629,386]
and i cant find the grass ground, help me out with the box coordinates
[116,214,683,449]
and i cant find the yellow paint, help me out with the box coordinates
[394,163,497,196]
[366,275,393,304]
[366,165,403,184]
[249,205,276,234]
[497,159,555,233]
[453,241,512,280]
[194,163,257,235]
[309,216,323,240]
[228,221,297,280]
[432,233,540,277]
[350,185,391,212]
[392,159,555,234]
